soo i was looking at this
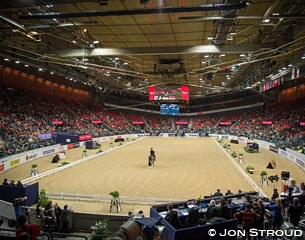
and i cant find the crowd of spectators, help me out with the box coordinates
[165,186,305,238]
[0,86,305,157]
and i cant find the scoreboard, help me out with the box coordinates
[149,85,189,101]
[160,104,179,115]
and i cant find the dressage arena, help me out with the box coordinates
[1,137,304,215]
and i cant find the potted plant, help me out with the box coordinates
[109,191,121,213]
[260,170,268,186]
[38,189,49,207]
[90,218,111,240]
[30,164,39,176]
[260,171,268,178]
[246,164,254,174]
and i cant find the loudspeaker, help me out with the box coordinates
[52,154,60,163]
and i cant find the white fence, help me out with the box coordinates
[46,191,184,206]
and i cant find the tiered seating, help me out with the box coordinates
[1,85,305,157]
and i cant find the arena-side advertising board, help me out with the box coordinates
[185,133,200,137]
[2,144,61,173]
[284,148,305,171]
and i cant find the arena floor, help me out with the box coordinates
[1,137,304,216]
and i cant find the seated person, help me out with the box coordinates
[206,200,220,220]
[213,189,223,197]
[186,206,201,227]
[2,178,9,185]
[288,180,300,195]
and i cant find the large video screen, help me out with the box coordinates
[149,85,189,101]
[160,104,179,115]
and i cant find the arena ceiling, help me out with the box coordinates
[1,0,305,98]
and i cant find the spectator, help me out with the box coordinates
[267,199,283,230]
[16,180,23,187]
[213,189,223,197]
[234,203,260,240]
[288,197,303,226]
[169,211,182,229]
[219,198,230,220]
[206,200,220,220]
[225,190,233,196]
[10,180,16,186]
[16,214,41,240]
[2,178,9,185]
[53,203,62,232]
[165,205,174,223]
[14,197,26,218]
[271,189,279,201]
[61,205,72,233]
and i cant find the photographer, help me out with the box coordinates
[13,196,27,218]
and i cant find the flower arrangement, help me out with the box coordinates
[90,218,111,240]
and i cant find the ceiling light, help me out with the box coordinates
[288,64,293,67]
[240,54,245,57]
[72,40,76,44]
[282,67,286,70]
[50,71,54,75]
[204,55,209,58]
[114,57,119,60]
[201,61,206,64]
[220,54,225,57]
[123,62,128,65]
[30,31,38,35]
[15,60,20,63]
[24,64,29,67]
[302,56,305,59]
[38,68,43,71]
[46,4,54,8]
[83,29,87,33]
[262,19,271,23]
[93,40,99,44]
[272,13,280,16]
[207,36,214,40]
[4,58,9,61]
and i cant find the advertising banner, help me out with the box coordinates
[10,158,20,168]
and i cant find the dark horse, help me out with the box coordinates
[148,154,156,167]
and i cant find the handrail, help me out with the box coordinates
[51,232,88,240]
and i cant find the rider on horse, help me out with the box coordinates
[150,147,156,158]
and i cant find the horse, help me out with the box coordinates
[148,154,156,167]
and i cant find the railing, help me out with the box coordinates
[51,232,88,240]
[47,191,184,206]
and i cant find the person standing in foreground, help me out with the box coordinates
[16,214,41,240]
